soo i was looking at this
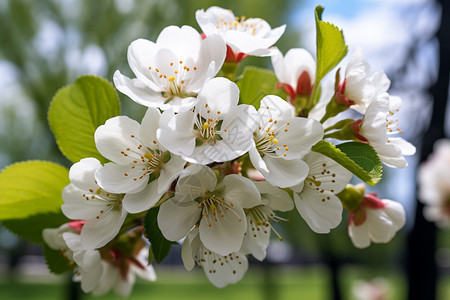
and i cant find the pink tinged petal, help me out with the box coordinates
[197,77,239,115]
[199,204,247,256]
[94,116,144,164]
[95,163,147,194]
[294,189,343,234]
[282,48,316,89]
[348,222,371,249]
[157,109,196,157]
[113,71,166,108]
[203,249,249,288]
[80,209,127,250]
[157,197,201,242]
[261,156,309,188]
[275,117,324,160]
[69,158,101,192]
[221,174,261,209]
[156,154,186,194]
[61,184,104,220]
[156,25,202,60]
[123,180,163,213]
[305,152,353,193]
[139,108,161,151]
[241,215,270,261]
[254,181,294,212]
[126,38,161,91]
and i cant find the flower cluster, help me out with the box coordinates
[42,5,415,293]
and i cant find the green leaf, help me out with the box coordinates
[312,141,382,185]
[48,75,121,164]
[2,212,69,244]
[239,66,286,109]
[314,5,348,85]
[0,161,69,220]
[143,207,173,264]
[43,244,73,274]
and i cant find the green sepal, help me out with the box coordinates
[337,184,366,212]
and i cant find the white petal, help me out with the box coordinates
[348,222,371,249]
[240,215,270,261]
[249,144,269,173]
[157,109,196,157]
[254,181,294,212]
[389,137,416,156]
[366,209,397,243]
[61,184,103,220]
[156,154,185,194]
[294,189,343,234]
[95,162,147,194]
[261,156,309,188]
[69,158,101,192]
[197,77,239,115]
[156,25,202,60]
[79,263,103,293]
[176,164,217,197]
[259,95,295,121]
[382,200,406,229]
[94,116,143,164]
[123,180,163,213]
[139,108,161,150]
[126,38,161,91]
[80,209,127,249]
[199,204,246,256]
[157,197,201,241]
[281,48,315,89]
[181,229,198,271]
[221,174,261,209]
[203,249,248,288]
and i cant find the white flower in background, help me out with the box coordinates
[352,278,389,300]
[348,192,406,249]
[94,108,185,213]
[335,47,372,111]
[182,227,248,288]
[114,25,226,112]
[418,139,450,226]
[158,164,261,256]
[271,47,316,101]
[249,95,323,188]
[196,6,285,59]
[61,158,127,250]
[355,94,416,168]
[241,181,293,261]
[43,224,103,293]
[158,77,257,164]
[291,152,352,233]
[92,247,156,297]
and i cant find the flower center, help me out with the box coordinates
[305,161,337,200]
[82,188,123,220]
[246,205,287,241]
[148,60,199,99]
[194,104,223,145]
[216,16,263,36]
[385,107,403,144]
[254,106,291,158]
[197,195,241,228]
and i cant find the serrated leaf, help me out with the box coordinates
[2,212,69,244]
[48,75,121,164]
[0,161,69,220]
[143,207,173,264]
[43,244,73,274]
[239,66,286,109]
[314,5,348,85]
[312,141,382,185]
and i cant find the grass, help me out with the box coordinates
[0,265,449,300]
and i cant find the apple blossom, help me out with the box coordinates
[114,25,226,112]
[94,108,186,213]
[196,6,285,60]
[157,77,257,164]
[418,139,450,226]
[182,227,248,288]
[347,192,406,249]
[291,152,352,233]
[61,158,127,250]
[249,95,323,188]
[158,164,261,256]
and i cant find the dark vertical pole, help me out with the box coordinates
[407,1,450,299]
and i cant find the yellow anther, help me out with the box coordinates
[202,122,210,130]
[210,204,216,211]
[273,139,279,144]
[96,188,101,195]
[269,136,274,142]
[144,153,153,160]
[168,76,176,82]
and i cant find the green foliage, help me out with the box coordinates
[48,75,121,164]
[238,66,286,109]
[2,212,68,244]
[143,207,174,264]
[314,5,348,87]
[0,161,69,220]
[312,141,382,185]
[43,244,73,274]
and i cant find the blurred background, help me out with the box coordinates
[0,0,448,299]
